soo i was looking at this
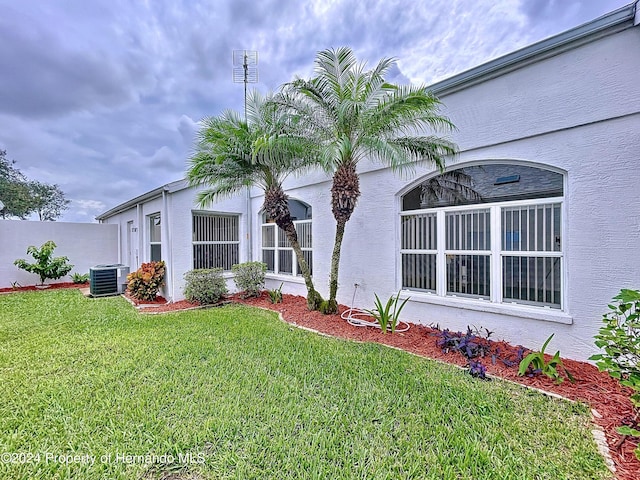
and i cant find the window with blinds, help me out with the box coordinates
[192,213,239,270]
[445,209,491,298]
[149,213,162,262]
[501,203,562,307]
[401,213,437,292]
[401,163,564,309]
[262,220,312,276]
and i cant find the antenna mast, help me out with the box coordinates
[232,50,258,122]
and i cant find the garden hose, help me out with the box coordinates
[340,284,410,333]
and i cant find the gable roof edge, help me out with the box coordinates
[96,178,189,221]
[429,2,638,97]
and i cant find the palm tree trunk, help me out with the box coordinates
[282,222,323,310]
[323,162,360,314]
[264,185,323,310]
[323,220,346,314]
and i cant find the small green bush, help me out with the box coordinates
[127,261,165,301]
[70,272,89,284]
[184,268,227,305]
[591,289,640,454]
[364,292,410,334]
[232,261,266,298]
[14,240,73,285]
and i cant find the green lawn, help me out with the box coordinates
[0,289,610,480]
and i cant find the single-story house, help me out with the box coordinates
[97,2,640,361]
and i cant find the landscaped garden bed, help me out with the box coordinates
[1,287,637,479]
[139,291,639,480]
[0,281,87,293]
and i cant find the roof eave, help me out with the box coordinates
[429,2,638,97]
[95,178,189,221]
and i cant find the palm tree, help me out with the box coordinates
[278,47,457,313]
[419,170,482,207]
[187,90,324,310]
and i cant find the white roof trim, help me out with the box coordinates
[429,2,637,96]
[96,178,189,220]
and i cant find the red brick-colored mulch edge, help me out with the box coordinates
[142,292,637,480]
[122,291,168,306]
[0,282,88,293]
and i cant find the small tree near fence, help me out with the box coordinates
[14,240,73,285]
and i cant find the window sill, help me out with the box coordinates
[265,273,306,284]
[398,290,573,325]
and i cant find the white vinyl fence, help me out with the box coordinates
[0,220,119,288]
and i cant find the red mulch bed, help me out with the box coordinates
[3,286,638,478]
[145,292,638,480]
[122,291,168,306]
[0,282,88,293]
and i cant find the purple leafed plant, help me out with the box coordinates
[468,360,488,380]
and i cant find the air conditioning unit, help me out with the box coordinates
[90,264,130,297]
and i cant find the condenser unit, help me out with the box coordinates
[89,264,129,297]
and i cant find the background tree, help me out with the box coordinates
[279,47,457,313]
[28,181,70,221]
[0,150,70,221]
[0,150,32,219]
[188,90,324,310]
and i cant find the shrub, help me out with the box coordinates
[468,360,488,380]
[183,268,227,305]
[127,261,166,301]
[14,240,73,285]
[231,262,266,298]
[590,289,640,451]
[433,325,518,380]
[70,272,89,284]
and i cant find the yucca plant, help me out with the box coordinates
[365,292,410,334]
[268,283,284,304]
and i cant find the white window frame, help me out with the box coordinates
[192,212,240,270]
[400,196,565,311]
[148,213,161,262]
[261,219,312,277]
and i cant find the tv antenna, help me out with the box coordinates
[232,50,258,122]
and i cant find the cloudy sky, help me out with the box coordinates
[0,0,631,222]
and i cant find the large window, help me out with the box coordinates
[401,163,564,309]
[192,213,239,270]
[262,199,312,276]
[149,213,162,262]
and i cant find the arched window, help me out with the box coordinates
[262,199,313,276]
[400,163,564,309]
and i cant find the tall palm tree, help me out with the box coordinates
[279,47,457,313]
[187,90,324,310]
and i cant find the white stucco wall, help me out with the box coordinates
[98,22,640,360]
[167,187,249,299]
[250,24,640,360]
[0,220,118,288]
[100,185,248,301]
